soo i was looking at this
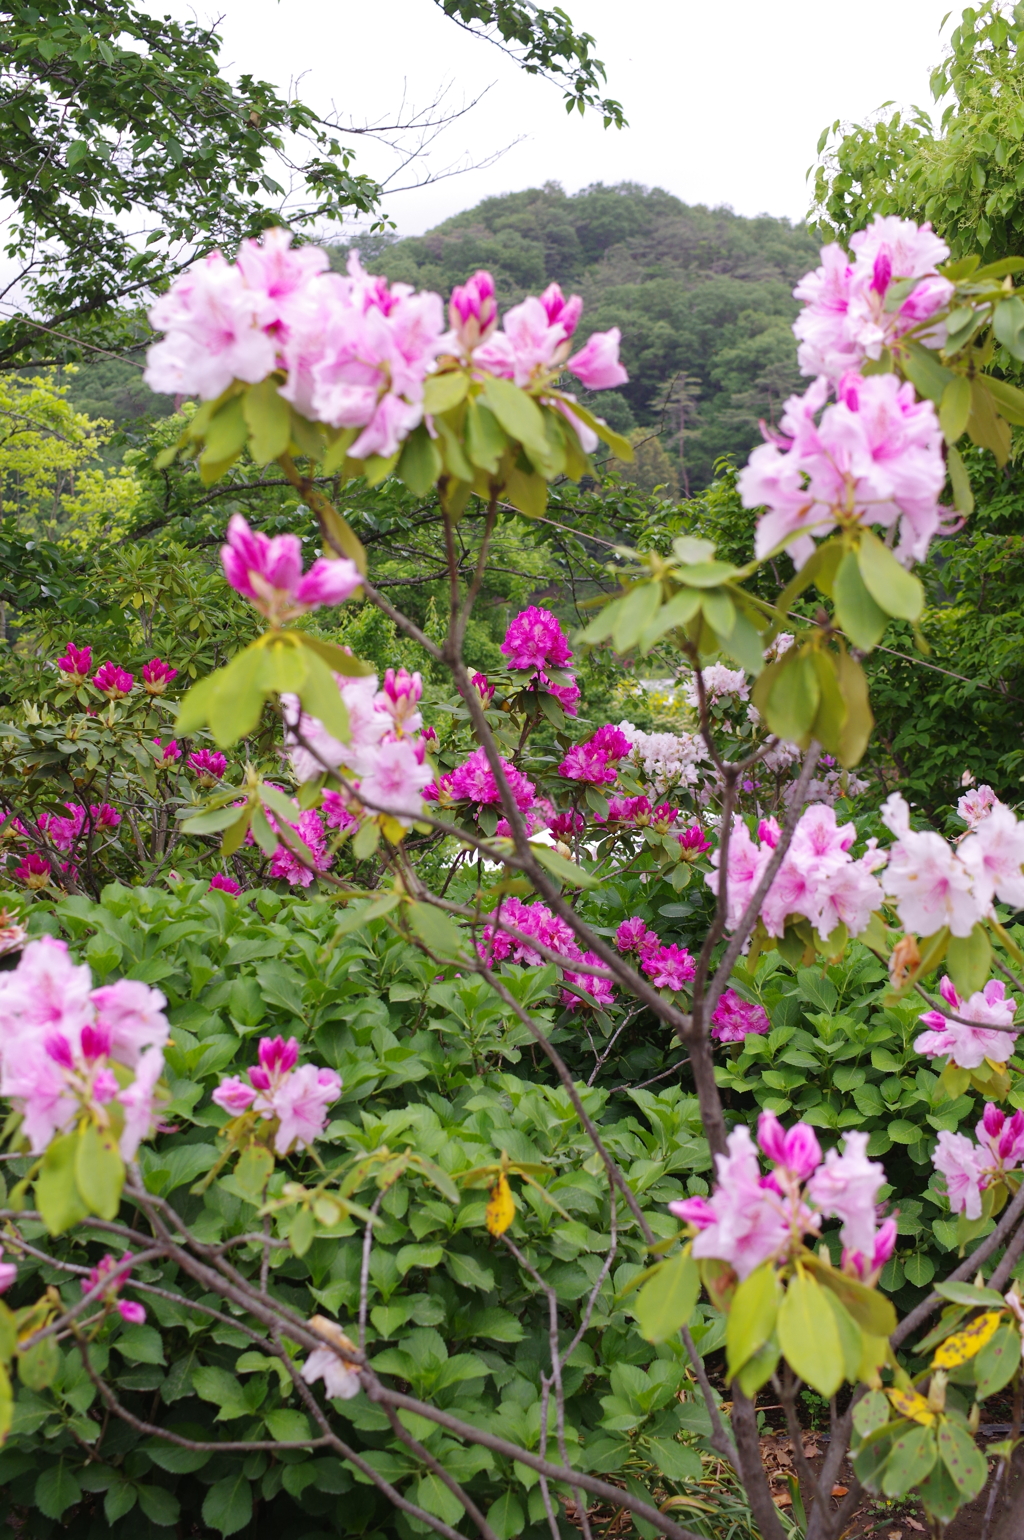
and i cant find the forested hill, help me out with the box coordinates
[341,182,818,488]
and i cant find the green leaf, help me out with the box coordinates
[417,1471,463,1527]
[482,377,548,459]
[117,1325,165,1365]
[634,1250,700,1344]
[917,1457,965,1525]
[199,396,248,476]
[263,1408,313,1443]
[945,923,991,1000]
[902,341,954,402]
[835,649,874,768]
[822,1288,863,1382]
[298,636,373,676]
[486,1492,525,1540]
[292,643,350,742]
[406,902,467,960]
[968,380,1012,466]
[35,1130,89,1235]
[858,530,924,622]
[934,1282,1007,1308]
[735,1339,780,1396]
[75,1121,124,1221]
[180,806,247,837]
[777,1270,844,1397]
[530,842,598,889]
[939,376,972,445]
[975,1325,1020,1400]
[423,371,469,415]
[503,466,548,518]
[637,588,703,649]
[202,1474,253,1537]
[234,1146,274,1204]
[352,819,381,860]
[881,1424,937,1498]
[192,1366,252,1420]
[243,378,291,465]
[719,607,766,676]
[34,1462,83,1522]
[726,1262,780,1380]
[17,1334,59,1391]
[333,894,401,934]
[937,1419,987,1498]
[993,295,1024,360]
[396,423,443,495]
[611,584,662,652]
[674,560,740,589]
[103,1477,137,1524]
[981,374,1024,427]
[137,1484,181,1527]
[464,399,508,475]
[853,1388,891,1438]
[763,652,820,744]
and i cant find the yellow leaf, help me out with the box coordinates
[887,1386,936,1426]
[486,1174,515,1237]
[932,1310,1004,1368]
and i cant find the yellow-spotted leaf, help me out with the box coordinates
[931,1311,1004,1369]
[886,1386,936,1426]
[485,1174,515,1237]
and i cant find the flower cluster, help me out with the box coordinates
[498,608,581,715]
[933,1104,1024,1220]
[39,801,121,854]
[709,804,886,941]
[792,215,953,384]
[671,1112,895,1284]
[709,988,771,1044]
[93,661,134,698]
[558,724,632,786]
[221,513,361,626]
[83,1253,146,1324]
[958,784,999,832]
[681,664,749,711]
[188,749,228,785]
[479,897,613,1010]
[616,722,705,796]
[284,668,434,828]
[614,916,696,992]
[915,976,1018,1069]
[145,234,626,462]
[0,937,168,1158]
[432,746,536,816]
[141,658,177,695]
[57,644,93,685]
[881,791,1024,937]
[212,1035,342,1153]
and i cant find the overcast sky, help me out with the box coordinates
[168,0,956,234]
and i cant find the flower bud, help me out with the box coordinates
[448,270,498,348]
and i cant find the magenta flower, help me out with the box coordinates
[446,746,537,810]
[603,796,650,825]
[0,1248,16,1294]
[188,749,227,785]
[154,737,181,763]
[759,1110,822,1183]
[738,371,946,570]
[220,513,361,626]
[842,1216,897,1286]
[557,727,629,788]
[449,270,498,348]
[539,282,583,337]
[566,327,628,389]
[209,873,241,897]
[472,672,495,704]
[615,916,653,953]
[322,790,360,833]
[500,606,572,673]
[57,643,93,683]
[537,671,580,716]
[641,943,696,991]
[92,662,133,698]
[212,1035,341,1154]
[141,657,178,695]
[267,808,334,888]
[549,810,585,842]
[376,668,424,736]
[711,989,770,1043]
[915,975,1018,1069]
[561,953,615,1011]
[14,852,50,889]
[82,1252,146,1322]
[677,825,711,856]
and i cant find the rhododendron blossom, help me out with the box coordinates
[57,644,92,684]
[558,725,631,786]
[793,216,953,383]
[221,513,361,625]
[500,606,572,673]
[440,746,536,811]
[0,937,167,1157]
[881,793,987,937]
[141,657,177,694]
[933,1105,1024,1219]
[478,898,615,1010]
[641,942,696,991]
[915,976,1018,1068]
[84,1253,146,1323]
[958,784,999,831]
[92,662,133,698]
[670,1114,889,1281]
[738,372,946,569]
[209,873,241,896]
[212,1035,341,1154]
[710,989,771,1043]
[188,749,227,784]
[682,665,749,709]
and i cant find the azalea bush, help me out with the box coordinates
[4,215,1024,1540]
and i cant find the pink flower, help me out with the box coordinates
[738,372,946,570]
[448,270,498,348]
[14,852,51,888]
[500,607,572,673]
[805,1130,884,1254]
[641,943,696,991]
[540,282,583,337]
[268,808,333,888]
[0,1250,15,1294]
[567,327,628,389]
[322,789,360,833]
[472,672,495,704]
[378,669,423,736]
[549,810,585,842]
[537,671,580,716]
[212,1075,258,1115]
[282,673,390,785]
[711,989,770,1043]
[706,821,772,933]
[141,657,177,695]
[90,979,169,1069]
[118,1300,147,1325]
[678,825,711,855]
[357,738,433,825]
[958,785,999,831]
[92,662,133,698]
[473,295,575,386]
[561,953,615,1010]
[144,249,281,399]
[959,802,1024,910]
[933,1130,987,1220]
[117,1047,164,1160]
[881,793,986,938]
[57,644,93,683]
[154,737,181,763]
[915,975,1018,1068]
[446,746,536,810]
[793,216,953,384]
[251,1035,299,1088]
[557,742,618,785]
[978,1104,1024,1166]
[603,795,651,825]
[188,749,227,784]
[616,916,654,953]
[209,873,241,896]
[301,1344,361,1401]
[843,1217,897,1285]
[669,1125,806,1281]
[757,1112,822,1183]
[221,513,361,625]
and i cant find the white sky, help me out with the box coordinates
[168,0,958,235]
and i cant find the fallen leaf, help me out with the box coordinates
[773,1493,793,1508]
[831,1486,848,1497]
[888,1530,902,1540]
[906,1522,925,1534]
